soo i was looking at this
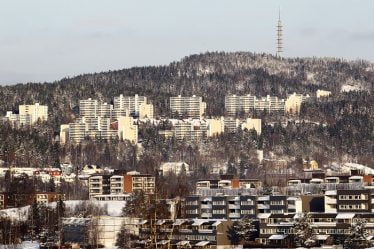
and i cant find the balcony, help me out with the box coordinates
[201,212,212,218]
[228,212,241,218]
[228,204,240,209]
[326,198,337,204]
[201,204,212,209]
[257,204,270,209]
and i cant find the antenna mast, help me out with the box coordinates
[276,7,283,57]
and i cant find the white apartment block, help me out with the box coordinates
[79,98,113,118]
[170,95,206,119]
[110,175,124,195]
[114,94,153,119]
[225,95,285,115]
[61,96,142,144]
[64,117,117,144]
[224,118,241,133]
[162,117,261,141]
[88,175,111,199]
[173,120,207,141]
[5,103,48,126]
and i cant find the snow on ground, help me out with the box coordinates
[0,241,40,249]
[0,200,126,221]
[341,84,362,92]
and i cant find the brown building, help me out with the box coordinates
[123,172,155,194]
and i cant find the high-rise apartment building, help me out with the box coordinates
[19,103,48,124]
[5,103,48,126]
[225,95,285,115]
[173,120,207,141]
[113,94,153,119]
[170,95,206,119]
[79,98,113,118]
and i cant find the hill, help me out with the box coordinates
[0,51,373,123]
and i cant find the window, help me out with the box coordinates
[241,210,254,214]
[213,201,225,205]
[212,209,225,214]
[241,200,254,205]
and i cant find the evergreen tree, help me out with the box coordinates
[232,216,258,244]
[344,218,370,249]
[293,213,316,248]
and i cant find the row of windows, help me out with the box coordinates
[339,195,367,200]
[339,204,367,210]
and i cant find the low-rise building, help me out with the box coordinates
[88,171,156,199]
[317,89,332,98]
[138,219,235,248]
[124,171,155,194]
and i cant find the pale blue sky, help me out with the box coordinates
[1,0,374,85]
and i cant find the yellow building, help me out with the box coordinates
[206,117,225,137]
[285,93,310,114]
[138,102,154,119]
[19,103,48,124]
[316,89,331,98]
[241,118,262,135]
[118,116,138,144]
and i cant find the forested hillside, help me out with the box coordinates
[1,51,374,174]
[0,52,373,122]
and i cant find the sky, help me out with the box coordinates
[1,0,374,85]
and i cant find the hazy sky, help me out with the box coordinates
[1,0,374,85]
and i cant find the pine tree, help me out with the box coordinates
[344,218,370,249]
[115,225,137,249]
[232,216,257,243]
[293,213,316,248]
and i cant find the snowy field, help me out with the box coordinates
[0,200,126,221]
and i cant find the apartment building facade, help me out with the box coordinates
[5,103,48,126]
[170,95,206,119]
[325,189,374,213]
[137,219,234,248]
[88,172,155,199]
[114,94,153,119]
[225,94,285,115]
[258,212,374,246]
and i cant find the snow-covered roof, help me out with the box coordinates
[287,197,298,201]
[192,219,209,226]
[156,220,166,225]
[336,213,355,219]
[212,220,223,226]
[258,196,270,201]
[158,240,170,245]
[176,241,190,246]
[269,234,286,240]
[174,219,187,226]
[195,241,210,246]
[316,234,330,240]
[257,213,271,219]
[325,190,337,195]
